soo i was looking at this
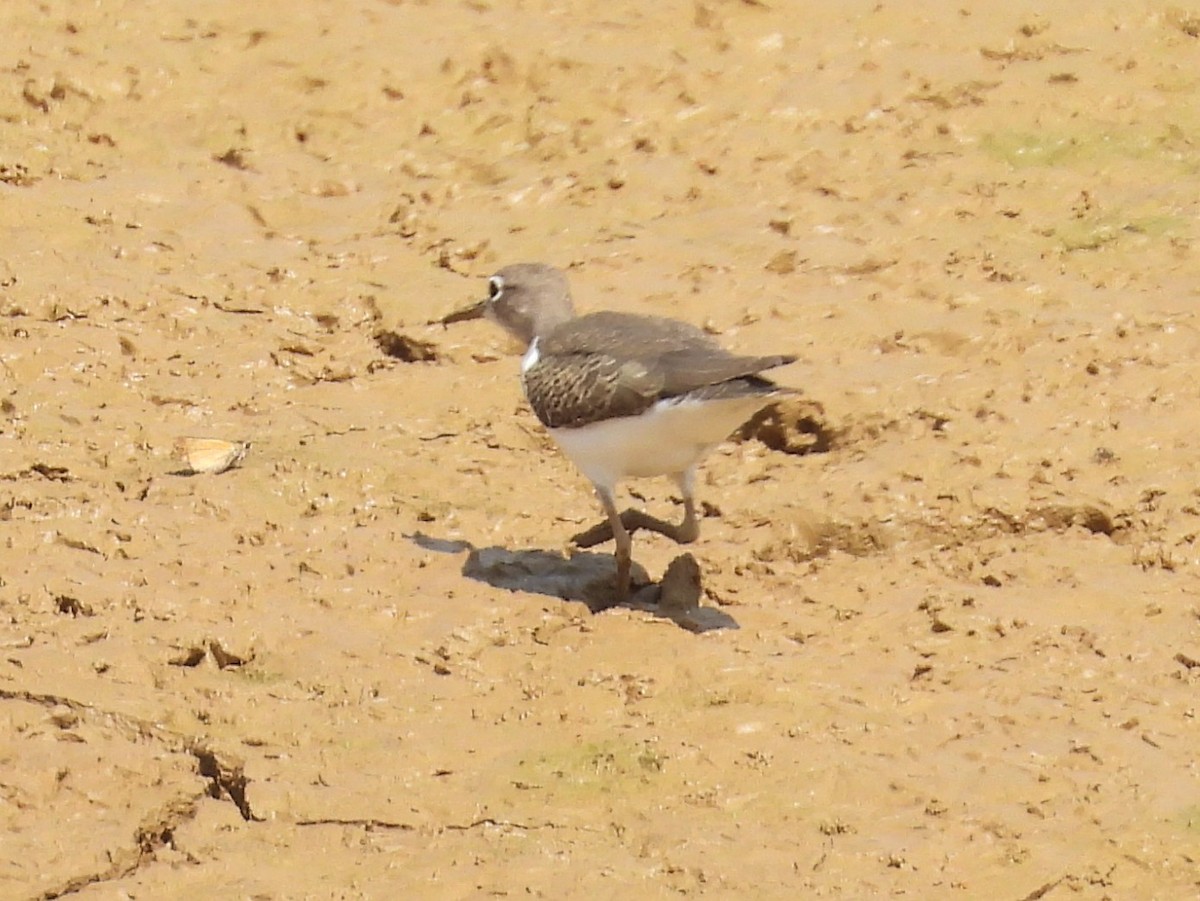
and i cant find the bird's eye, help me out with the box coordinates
[488,276,503,301]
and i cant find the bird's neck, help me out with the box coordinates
[531,303,575,341]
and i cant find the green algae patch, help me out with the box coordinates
[981,127,1199,171]
[516,738,670,798]
[1054,214,1189,252]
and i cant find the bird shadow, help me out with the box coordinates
[409,532,739,633]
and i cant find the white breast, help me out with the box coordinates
[548,393,771,492]
[521,337,540,374]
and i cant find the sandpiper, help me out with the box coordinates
[478,263,795,603]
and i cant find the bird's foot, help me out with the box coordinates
[571,508,696,548]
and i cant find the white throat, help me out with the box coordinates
[521,337,541,374]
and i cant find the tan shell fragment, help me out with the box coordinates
[172,437,249,475]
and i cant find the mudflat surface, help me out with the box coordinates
[3,2,1199,898]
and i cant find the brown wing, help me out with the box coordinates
[541,311,796,399]
[523,353,661,428]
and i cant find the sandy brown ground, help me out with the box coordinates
[2,1,1200,898]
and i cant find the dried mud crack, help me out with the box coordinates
[441,816,566,832]
[1,688,257,899]
[296,817,417,831]
[295,816,578,834]
[32,795,203,901]
[189,741,256,822]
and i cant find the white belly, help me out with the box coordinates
[548,395,770,491]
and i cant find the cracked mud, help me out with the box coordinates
[3,2,1200,898]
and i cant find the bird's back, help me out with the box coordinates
[524,311,795,429]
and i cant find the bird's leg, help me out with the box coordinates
[672,469,700,544]
[571,469,702,548]
[595,487,632,603]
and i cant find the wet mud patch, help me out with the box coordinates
[4,0,1200,897]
